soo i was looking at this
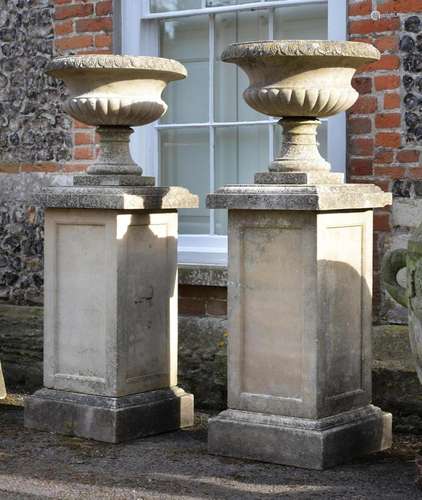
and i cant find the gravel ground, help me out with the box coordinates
[0,393,421,499]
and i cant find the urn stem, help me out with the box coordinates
[270,118,330,173]
[87,126,142,176]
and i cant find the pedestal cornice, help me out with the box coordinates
[35,185,199,210]
[207,184,392,211]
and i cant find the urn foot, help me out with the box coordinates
[87,126,143,176]
[270,118,331,174]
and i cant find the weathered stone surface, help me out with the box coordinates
[178,265,227,287]
[25,207,195,441]
[254,171,344,185]
[0,305,227,410]
[37,185,199,210]
[179,315,227,410]
[373,324,422,433]
[0,0,71,164]
[221,40,379,174]
[0,304,43,389]
[222,40,380,61]
[48,54,186,129]
[380,198,422,324]
[208,205,392,467]
[392,197,422,228]
[208,406,392,470]
[73,174,155,187]
[25,387,194,443]
[207,184,391,211]
[48,54,186,175]
[41,209,181,397]
[49,54,187,75]
[3,303,422,429]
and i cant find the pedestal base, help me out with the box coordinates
[208,406,392,470]
[25,387,194,443]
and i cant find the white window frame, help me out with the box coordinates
[119,0,347,265]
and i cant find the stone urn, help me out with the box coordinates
[207,39,392,470]
[47,55,186,178]
[221,40,379,183]
[382,228,422,384]
[382,226,422,488]
[25,54,198,443]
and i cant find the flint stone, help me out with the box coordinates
[405,16,421,33]
[400,35,416,52]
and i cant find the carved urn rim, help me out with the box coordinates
[47,55,187,80]
[221,40,380,64]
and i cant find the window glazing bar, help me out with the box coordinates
[209,13,215,235]
[156,119,279,129]
[155,117,328,129]
[142,0,326,19]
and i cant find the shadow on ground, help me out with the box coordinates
[0,392,421,499]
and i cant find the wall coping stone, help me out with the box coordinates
[178,265,227,287]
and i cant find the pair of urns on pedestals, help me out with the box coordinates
[24,40,393,470]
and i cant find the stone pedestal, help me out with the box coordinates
[25,180,198,443]
[206,183,393,469]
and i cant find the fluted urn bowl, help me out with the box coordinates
[47,54,186,126]
[47,55,186,175]
[221,40,380,174]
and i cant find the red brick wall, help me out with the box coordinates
[52,0,113,174]
[179,286,228,317]
[348,0,422,318]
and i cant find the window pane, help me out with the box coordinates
[150,0,200,13]
[215,125,268,234]
[273,120,328,162]
[274,4,328,40]
[160,128,210,234]
[160,16,209,123]
[215,10,269,122]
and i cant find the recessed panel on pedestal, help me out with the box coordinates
[317,211,372,415]
[43,210,116,395]
[228,211,317,417]
[56,223,107,381]
[241,226,304,399]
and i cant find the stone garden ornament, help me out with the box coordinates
[47,54,186,181]
[207,40,392,469]
[221,40,380,184]
[24,55,198,442]
[382,229,422,384]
